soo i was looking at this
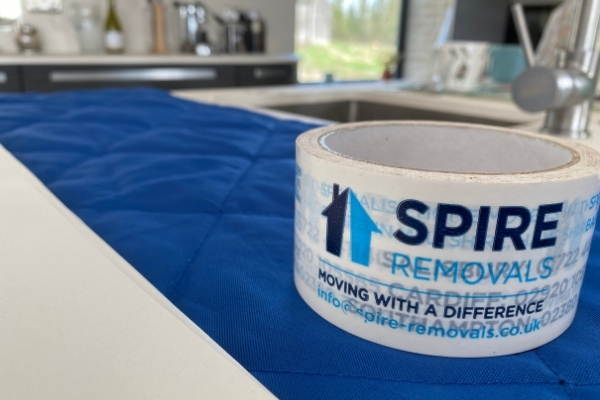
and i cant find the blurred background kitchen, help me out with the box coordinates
[0,0,274,55]
[0,0,596,122]
[0,0,566,91]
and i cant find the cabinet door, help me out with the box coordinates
[238,64,297,87]
[0,67,22,92]
[22,65,236,92]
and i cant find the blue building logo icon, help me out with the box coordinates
[321,184,381,267]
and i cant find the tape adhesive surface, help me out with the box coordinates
[294,121,600,357]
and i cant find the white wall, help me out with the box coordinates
[0,0,295,55]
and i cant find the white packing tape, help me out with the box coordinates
[294,121,600,357]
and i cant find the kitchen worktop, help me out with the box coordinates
[0,53,297,66]
[174,81,600,152]
[174,81,543,125]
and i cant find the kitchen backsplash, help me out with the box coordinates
[0,0,295,55]
[403,0,456,83]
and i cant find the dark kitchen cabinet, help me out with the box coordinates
[21,65,236,92]
[238,64,297,87]
[0,66,21,92]
[0,60,297,93]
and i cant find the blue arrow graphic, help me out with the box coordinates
[350,190,381,267]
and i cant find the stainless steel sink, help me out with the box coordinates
[267,100,520,127]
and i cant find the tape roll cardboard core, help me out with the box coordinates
[321,124,574,173]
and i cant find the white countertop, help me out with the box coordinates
[174,81,543,125]
[0,53,297,66]
[0,128,275,398]
[174,81,600,152]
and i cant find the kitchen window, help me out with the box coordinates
[0,0,22,30]
[295,0,403,83]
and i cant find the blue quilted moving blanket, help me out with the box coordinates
[1,88,599,399]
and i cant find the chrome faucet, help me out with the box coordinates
[511,0,600,139]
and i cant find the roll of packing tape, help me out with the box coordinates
[294,121,600,357]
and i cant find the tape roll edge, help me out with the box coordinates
[296,120,600,183]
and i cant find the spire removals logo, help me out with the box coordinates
[321,184,381,267]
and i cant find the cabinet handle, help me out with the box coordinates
[253,67,288,80]
[50,68,218,83]
[0,72,7,84]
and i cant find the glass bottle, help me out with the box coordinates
[104,0,124,54]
